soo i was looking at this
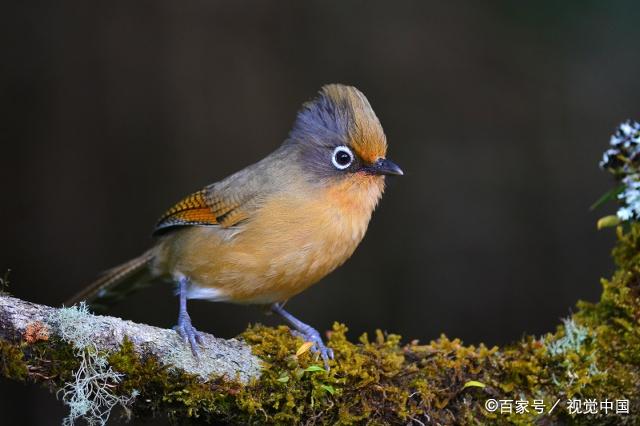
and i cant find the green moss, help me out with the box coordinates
[4,224,640,424]
[0,339,28,380]
[107,337,242,423]
[228,324,502,424]
[0,336,80,385]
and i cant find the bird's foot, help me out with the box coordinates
[292,325,334,371]
[174,313,204,358]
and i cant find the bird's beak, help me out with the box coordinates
[366,158,404,176]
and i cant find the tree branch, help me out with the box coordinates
[0,295,262,383]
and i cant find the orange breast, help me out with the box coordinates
[154,174,385,304]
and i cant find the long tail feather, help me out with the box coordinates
[66,249,156,310]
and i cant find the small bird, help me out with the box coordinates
[68,84,403,368]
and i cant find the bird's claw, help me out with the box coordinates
[174,314,204,358]
[292,327,334,370]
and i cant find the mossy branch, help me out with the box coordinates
[2,225,640,424]
[0,295,261,383]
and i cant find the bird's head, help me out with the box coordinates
[285,84,403,183]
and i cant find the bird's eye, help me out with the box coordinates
[332,146,354,170]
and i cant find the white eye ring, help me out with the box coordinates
[331,145,354,170]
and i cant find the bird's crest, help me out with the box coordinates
[290,84,387,164]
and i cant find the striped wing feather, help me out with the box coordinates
[154,188,252,235]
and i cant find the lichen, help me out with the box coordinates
[23,321,50,344]
[544,318,592,357]
[48,302,98,351]
[58,348,137,426]
[47,303,138,425]
[598,120,640,221]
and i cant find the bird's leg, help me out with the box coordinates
[174,275,204,357]
[271,302,334,370]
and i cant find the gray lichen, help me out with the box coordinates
[48,303,138,426]
[545,318,593,357]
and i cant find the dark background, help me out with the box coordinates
[2,1,639,424]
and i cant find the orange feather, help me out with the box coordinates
[156,190,218,228]
[321,84,387,164]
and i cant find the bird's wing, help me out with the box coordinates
[153,185,256,235]
[153,148,289,235]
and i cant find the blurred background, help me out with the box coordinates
[2,1,640,424]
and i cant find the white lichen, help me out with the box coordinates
[599,120,640,221]
[600,120,640,171]
[48,302,96,350]
[57,349,137,426]
[48,303,137,426]
[616,174,640,221]
[545,318,601,389]
[545,318,591,356]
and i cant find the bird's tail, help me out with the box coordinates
[66,249,156,311]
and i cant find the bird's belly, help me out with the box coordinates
[156,180,380,304]
[159,218,363,304]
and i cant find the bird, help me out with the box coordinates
[67,84,403,369]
